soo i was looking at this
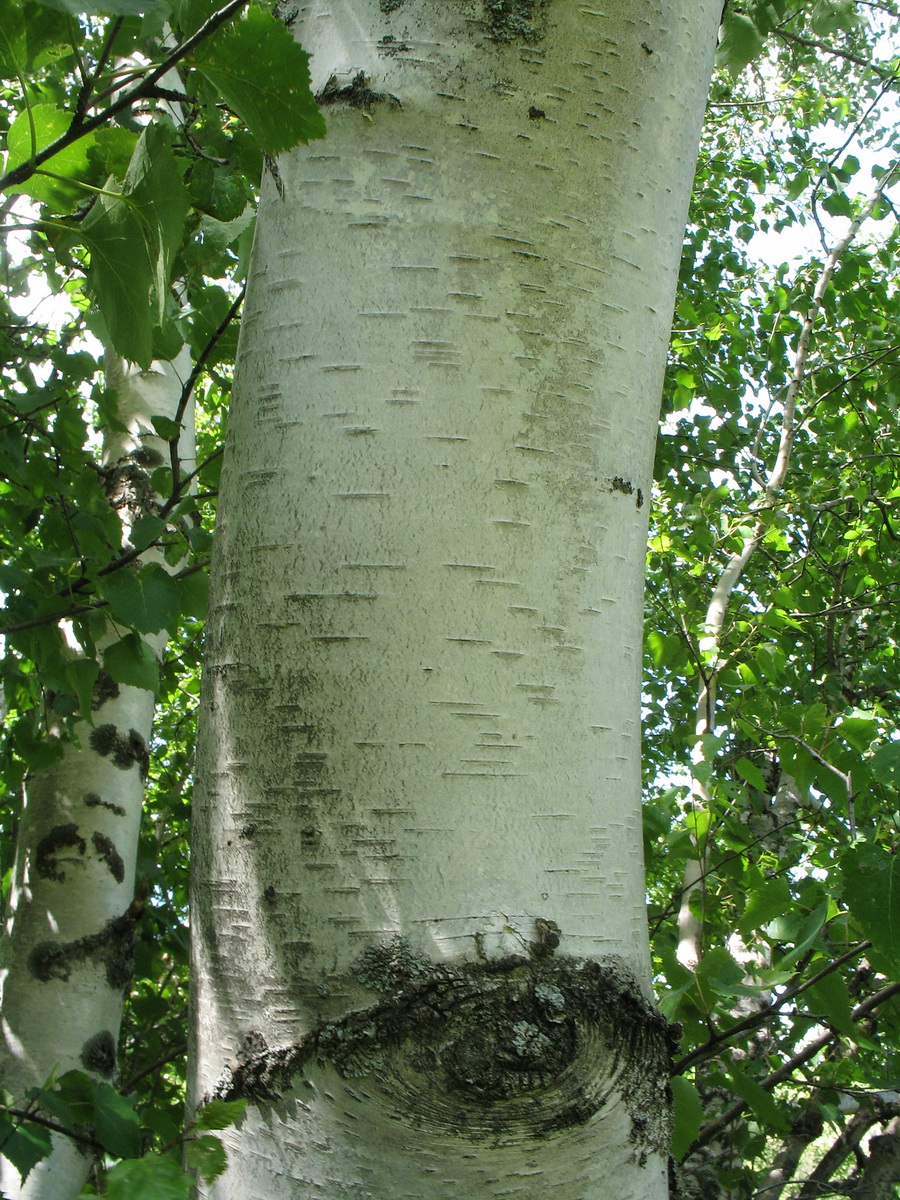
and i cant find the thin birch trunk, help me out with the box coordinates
[0,351,194,1200]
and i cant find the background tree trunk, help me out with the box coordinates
[190,2,720,1196]
[0,352,194,1200]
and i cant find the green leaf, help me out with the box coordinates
[32,0,165,13]
[842,843,900,973]
[192,7,325,156]
[735,756,769,793]
[185,1133,228,1182]
[82,123,189,365]
[0,1113,53,1180]
[696,946,746,999]
[94,1083,142,1159]
[178,569,209,619]
[193,1098,246,1131]
[149,416,182,442]
[0,0,26,78]
[129,513,168,552]
[82,181,155,366]
[728,1063,789,1131]
[739,875,792,938]
[49,1070,97,1124]
[104,1154,194,1200]
[98,562,181,635]
[125,123,190,328]
[715,11,764,78]
[670,1075,703,1160]
[870,743,900,789]
[4,104,97,210]
[806,971,855,1037]
[64,656,100,720]
[103,632,160,693]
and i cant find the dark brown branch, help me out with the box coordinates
[0,0,248,193]
[690,982,900,1153]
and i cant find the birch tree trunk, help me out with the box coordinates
[191,3,720,1196]
[0,352,194,1200]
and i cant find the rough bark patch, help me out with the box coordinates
[80,1030,116,1076]
[316,72,401,110]
[89,724,149,779]
[484,0,547,42]
[27,895,145,988]
[92,669,120,710]
[35,823,87,882]
[92,831,125,883]
[84,792,127,817]
[214,945,675,1159]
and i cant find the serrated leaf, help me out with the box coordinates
[129,513,167,552]
[105,1154,194,1200]
[193,7,325,156]
[82,123,189,365]
[178,569,209,618]
[4,104,97,210]
[739,875,792,938]
[151,415,182,441]
[0,0,26,78]
[82,181,154,365]
[98,562,181,634]
[806,971,855,1037]
[50,1071,97,1124]
[670,1075,703,1160]
[735,756,769,793]
[696,945,745,998]
[728,1063,789,1131]
[870,743,900,789]
[194,1098,246,1131]
[94,1083,141,1159]
[842,843,900,973]
[103,632,160,693]
[716,10,764,78]
[185,1133,228,1183]
[0,1113,53,1180]
[125,123,190,327]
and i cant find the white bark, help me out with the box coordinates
[191,2,720,1196]
[0,351,194,1200]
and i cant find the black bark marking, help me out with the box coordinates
[35,824,86,882]
[92,832,125,883]
[89,724,149,780]
[84,792,127,817]
[80,1030,116,1075]
[317,72,401,111]
[92,670,120,711]
[610,476,634,496]
[528,105,547,120]
[27,895,145,989]
[379,0,404,11]
[214,950,675,1156]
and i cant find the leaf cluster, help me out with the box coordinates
[648,4,900,1192]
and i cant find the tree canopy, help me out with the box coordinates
[1,0,900,1196]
